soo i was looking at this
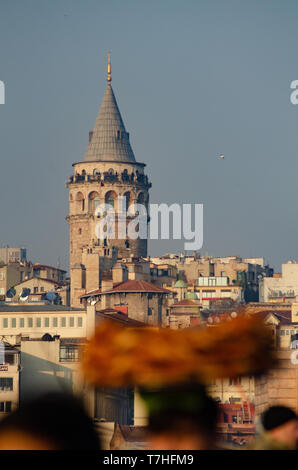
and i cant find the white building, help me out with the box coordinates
[259,261,298,303]
[0,303,88,345]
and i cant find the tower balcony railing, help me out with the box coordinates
[67,171,151,188]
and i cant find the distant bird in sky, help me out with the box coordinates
[219,154,225,159]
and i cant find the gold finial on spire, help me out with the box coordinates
[107,52,112,83]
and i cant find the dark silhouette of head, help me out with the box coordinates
[0,392,101,450]
[261,405,298,450]
[141,382,218,450]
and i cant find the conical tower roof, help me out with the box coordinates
[83,56,136,163]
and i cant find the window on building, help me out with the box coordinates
[69,317,74,327]
[19,318,24,328]
[77,317,83,327]
[44,318,49,328]
[0,378,13,391]
[5,354,14,365]
[34,287,38,294]
[53,317,58,328]
[27,318,33,328]
[11,318,16,328]
[40,287,44,293]
[0,402,11,413]
[60,346,79,362]
[3,318,8,328]
[280,330,285,336]
[229,377,241,386]
[61,317,66,327]
[36,318,41,328]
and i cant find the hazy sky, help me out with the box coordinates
[1,0,298,272]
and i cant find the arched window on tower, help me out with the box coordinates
[123,191,133,212]
[88,191,100,213]
[137,192,146,214]
[105,191,117,211]
[76,192,85,212]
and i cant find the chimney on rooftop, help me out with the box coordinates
[101,280,114,292]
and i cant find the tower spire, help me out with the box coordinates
[107,52,112,84]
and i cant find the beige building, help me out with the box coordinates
[0,247,26,264]
[0,262,34,299]
[0,343,20,420]
[194,276,244,307]
[8,277,66,303]
[168,298,201,329]
[151,253,273,303]
[254,350,298,417]
[242,304,298,418]
[208,376,255,406]
[0,300,138,428]
[0,303,87,345]
[33,264,67,284]
[259,261,298,303]
[82,279,171,327]
[19,336,86,405]
[67,58,151,307]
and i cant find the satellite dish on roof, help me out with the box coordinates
[6,288,16,298]
[21,288,31,297]
[20,288,30,301]
[42,333,54,342]
[46,292,56,303]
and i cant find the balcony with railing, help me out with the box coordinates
[67,171,151,188]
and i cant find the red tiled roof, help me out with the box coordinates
[105,280,171,294]
[249,309,292,325]
[96,310,145,327]
[80,282,122,298]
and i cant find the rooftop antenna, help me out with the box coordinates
[107,52,112,84]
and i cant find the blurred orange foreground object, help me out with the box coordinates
[81,317,275,388]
